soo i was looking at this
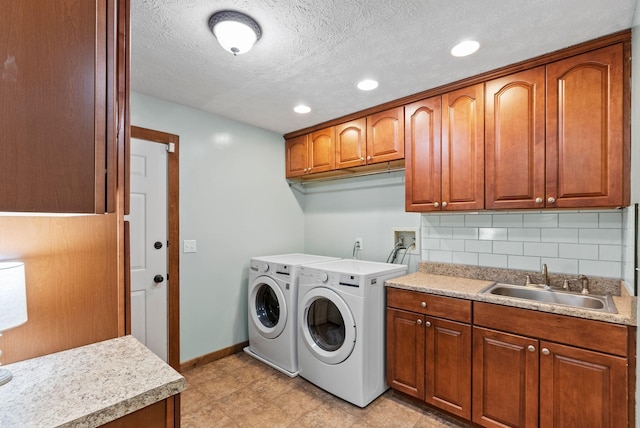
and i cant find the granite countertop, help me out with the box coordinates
[386,272,637,326]
[0,335,185,427]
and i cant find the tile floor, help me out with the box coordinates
[181,351,471,427]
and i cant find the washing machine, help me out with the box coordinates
[296,259,407,407]
[244,253,340,377]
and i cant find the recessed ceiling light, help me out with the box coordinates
[294,105,311,114]
[451,40,480,57]
[357,79,379,91]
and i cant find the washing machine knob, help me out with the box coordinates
[320,273,329,282]
[259,263,269,273]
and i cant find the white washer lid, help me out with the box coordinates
[303,258,407,276]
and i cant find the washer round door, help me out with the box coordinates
[249,276,287,339]
[300,287,356,365]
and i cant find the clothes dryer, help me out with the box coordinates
[244,253,339,377]
[297,259,407,406]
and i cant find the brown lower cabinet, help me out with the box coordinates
[101,395,179,428]
[386,290,634,428]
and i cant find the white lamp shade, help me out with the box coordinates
[0,262,27,331]
[213,20,258,55]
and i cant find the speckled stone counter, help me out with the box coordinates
[386,271,637,326]
[0,335,185,427]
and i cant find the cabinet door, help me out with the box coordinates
[335,119,366,169]
[472,327,538,428]
[546,44,625,208]
[425,317,471,419]
[367,106,405,164]
[386,308,425,400]
[405,97,442,212]
[308,127,335,174]
[285,135,309,178]
[539,341,627,428]
[0,0,116,213]
[485,67,545,209]
[441,84,484,211]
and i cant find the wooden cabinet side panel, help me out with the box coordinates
[386,308,425,400]
[546,44,624,208]
[285,135,309,178]
[539,341,627,428]
[335,119,366,169]
[441,84,485,211]
[0,1,104,213]
[485,67,545,209]
[308,127,336,173]
[425,318,471,419]
[367,107,405,163]
[404,97,442,212]
[100,397,174,428]
[472,327,539,428]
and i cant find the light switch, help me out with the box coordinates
[183,240,197,253]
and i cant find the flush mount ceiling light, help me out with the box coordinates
[208,10,262,56]
[357,79,379,91]
[451,40,480,57]
[294,105,311,114]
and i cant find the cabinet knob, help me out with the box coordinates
[367,156,372,161]
[442,201,448,208]
[434,202,439,208]
[535,197,543,204]
[360,157,365,161]
[547,197,556,204]
[420,301,427,308]
[527,345,536,353]
[303,168,308,173]
[425,321,432,327]
[417,319,423,325]
[541,348,550,356]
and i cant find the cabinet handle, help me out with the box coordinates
[425,321,432,327]
[442,201,448,208]
[434,202,439,208]
[420,301,427,308]
[547,197,556,204]
[417,319,423,325]
[535,197,543,204]
[541,348,550,356]
[527,345,536,353]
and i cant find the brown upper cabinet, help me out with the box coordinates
[486,44,626,209]
[0,0,125,213]
[406,84,484,212]
[285,127,335,178]
[335,118,367,168]
[366,107,405,164]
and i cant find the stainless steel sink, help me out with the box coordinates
[479,283,617,313]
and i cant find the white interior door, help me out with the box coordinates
[127,138,168,361]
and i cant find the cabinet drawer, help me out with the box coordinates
[387,288,471,323]
[474,302,630,357]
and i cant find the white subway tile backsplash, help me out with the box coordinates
[479,228,508,241]
[421,208,628,279]
[523,242,558,257]
[579,228,622,245]
[493,241,523,255]
[508,228,541,242]
[558,212,599,228]
[479,253,508,268]
[508,255,541,271]
[465,240,493,253]
[541,228,579,243]
[465,214,493,227]
[558,243,599,260]
[523,213,558,228]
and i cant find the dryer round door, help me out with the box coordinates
[300,287,356,365]
[249,276,287,339]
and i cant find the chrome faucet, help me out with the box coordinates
[541,263,549,289]
[578,274,590,294]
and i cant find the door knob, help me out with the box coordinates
[154,241,163,249]
[154,275,164,283]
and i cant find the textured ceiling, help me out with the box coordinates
[131,0,637,135]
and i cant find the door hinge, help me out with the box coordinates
[167,143,175,153]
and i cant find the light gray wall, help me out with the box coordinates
[131,92,305,362]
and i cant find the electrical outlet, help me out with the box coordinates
[183,240,197,253]
[355,237,363,250]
